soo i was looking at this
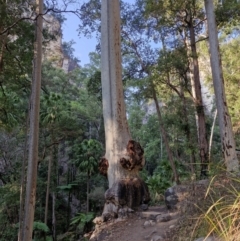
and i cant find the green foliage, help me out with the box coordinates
[216,0,240,32]
[70,212,95,231]
[33,222,53,241]
[72,139,103,176]
[1,0,240,240]
[146,160,172,193]
[87,70,102,101]
[62,40,77,60]
[57,183,79,191]
[221,37,240,133]
[0,182,20,240]
[33,221,50,232]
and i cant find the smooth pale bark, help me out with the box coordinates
[204,0,239,172]
[209,109,217,162]
[101,0,134,188]
[22,0,43,239]
[100,1,150,217]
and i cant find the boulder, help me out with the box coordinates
[165,179,209,211]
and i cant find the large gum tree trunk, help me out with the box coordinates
[100,0,149,218]
[204,0,239,172]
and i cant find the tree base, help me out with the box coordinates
[102,177,150,220]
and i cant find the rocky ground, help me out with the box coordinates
[88,205,181,241]
[87,179,222,241]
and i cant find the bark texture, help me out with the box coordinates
[101,0,132,188]
[101,0,150,215]
[188,21,209,177]
[204,0,239,172]
[22,0,43,240]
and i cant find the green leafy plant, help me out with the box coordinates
[32,221,52,241]
[33,221,50,232]
[57,183,78,192]
[70,212,95,232]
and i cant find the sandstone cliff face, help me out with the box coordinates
[43,14,64,69]
[43,14,79,72]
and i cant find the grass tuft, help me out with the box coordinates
[195,173,240,241]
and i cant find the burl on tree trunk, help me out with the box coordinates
[99,140,150,220]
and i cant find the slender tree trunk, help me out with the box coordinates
[161,31,195,175]
[18,111,30,241]
[188,21,209,177]
[44,137,53,225]
[22,0,43,239]
[52,192,56,241]
[100,0,149,216]
[0,33,7,72]
[86,173,90,213]
[181,91,196,175]
[204,0,239,172]
[151,86,180,184]
[209,109,217,162]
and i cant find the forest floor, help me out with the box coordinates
[88,205,182,241]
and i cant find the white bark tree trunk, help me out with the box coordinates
[204,0,239,172]
[101,0,134,188]
[22,0,43,239]
[100,0,149,217]
[209,109,217,162]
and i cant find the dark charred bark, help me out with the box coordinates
[103,177,150,221]
[120,140,144,171]
[105,178,150,207]
[98,157,109,177]
[100,139,150,221]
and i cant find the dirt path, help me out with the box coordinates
[89,205,180,241]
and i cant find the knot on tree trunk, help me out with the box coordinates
[98,157,109,177]
[120,140,145,171]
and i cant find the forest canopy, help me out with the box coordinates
[1,0,240,240]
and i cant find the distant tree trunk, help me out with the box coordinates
[18,112,30,241]
[204,0,239,172]
[161,30,195,174]
[22,0,43,239]
[86,172,90,213]
[100,0,149,218]
[181,89,196,175]
[0,32,6,72]
[44,138,53,225]
[151,85,180,184]
[52,192,56,241]
[188,19,209,177]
